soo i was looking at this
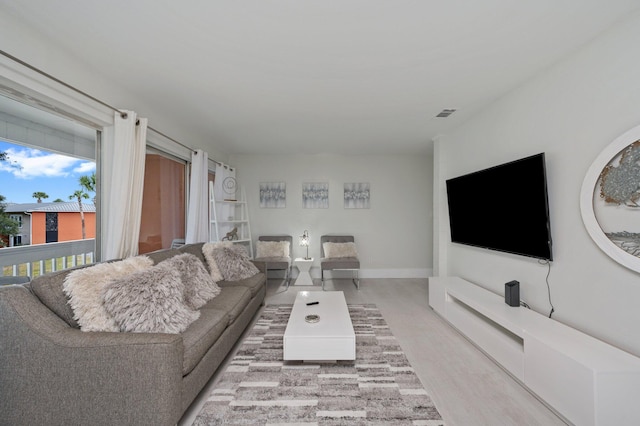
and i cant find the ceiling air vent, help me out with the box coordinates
[435,109,456,118]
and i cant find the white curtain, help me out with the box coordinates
[185,149,209,243]
[101,111,147,260]
[212,163,236,240]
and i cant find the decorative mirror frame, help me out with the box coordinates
[580,123,640,273]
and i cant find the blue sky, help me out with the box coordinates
[0,140,95,204]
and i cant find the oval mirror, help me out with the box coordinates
[581,124,640,273]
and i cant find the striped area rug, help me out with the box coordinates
[193,304,445,425]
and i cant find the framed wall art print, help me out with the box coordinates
[302,182,329,208]
[259,182,286,208]
[344,182,370,209]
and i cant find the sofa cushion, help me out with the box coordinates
[146,248,182,264]
[253,257,289,270]
[201,285,252,325]
[178,243,209,262]
[181,307,229,375]
[30,265,89,328]
[218,272,266,298]
[63,256,154,332]
[212,245,260,281]
[102,261,200,334]
[159,253,220,310]
[178,242,207,267]
[321,257,360,270]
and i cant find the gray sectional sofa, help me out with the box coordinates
[0,242,266,426]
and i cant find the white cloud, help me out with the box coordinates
[73,161,96,174]
[0,147,94,179]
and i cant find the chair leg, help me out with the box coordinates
[321,270,325,291]
[353,270,360,290]
[286,266,291,290]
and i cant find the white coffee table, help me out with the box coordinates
[283,291,355,361]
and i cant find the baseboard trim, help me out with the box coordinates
[268,268,432,280]
[309,268,431,279]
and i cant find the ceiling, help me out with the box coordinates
[2,1,639,156]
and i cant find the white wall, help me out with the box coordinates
[231,153,433,278]
[436,11,640,357]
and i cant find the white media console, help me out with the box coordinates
[429,276,640,426]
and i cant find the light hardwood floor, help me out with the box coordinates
[180,278,567,426]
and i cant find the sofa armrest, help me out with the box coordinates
[251,259,266,273]
[0,285,184,426]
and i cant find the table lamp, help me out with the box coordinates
[299,230,310,260]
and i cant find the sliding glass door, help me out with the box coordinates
[138,150,186,254]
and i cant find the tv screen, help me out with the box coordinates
[445,153,553,261]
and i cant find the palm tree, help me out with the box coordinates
[69,189,89,239]
[79,173,96,204]
[32,191,49,203]
[0,194,19,247]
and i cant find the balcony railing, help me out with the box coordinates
[1,239,95,279]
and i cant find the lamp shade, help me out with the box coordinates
[299,230,310,246]
[299,230,310,259]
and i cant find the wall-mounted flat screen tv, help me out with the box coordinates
[445,153,553,261]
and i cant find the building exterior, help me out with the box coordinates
[2,202,96,247]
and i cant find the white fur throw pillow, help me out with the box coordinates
[63,256,153,332]
[102,261,200,334]
[323,242,358,258]
[202,241,233,282]
[212,245,260,281]
[160,253,220,309]
[255,240,290,258]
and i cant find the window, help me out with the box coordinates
[138,151,186,254]
[45,212,58,243]
[0,138,97,247]
[9,215,22,228]
[0,94,97,275]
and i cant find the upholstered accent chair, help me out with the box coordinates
[254,235,292,288]
[320,235,360,290]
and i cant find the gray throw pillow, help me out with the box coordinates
[102,261,200,334]
[63,256,154,332]
[202,241,233,282]
[212,245,260,281]
[160,253,221,310]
